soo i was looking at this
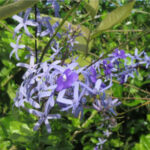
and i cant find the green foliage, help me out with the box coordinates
[132,134,150,150]
[0,0,39,20]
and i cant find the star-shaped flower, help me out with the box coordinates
[28,109,61,133]
[10,34,25,60]
[13,8,38,37]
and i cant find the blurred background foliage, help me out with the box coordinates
[0,0,150,149]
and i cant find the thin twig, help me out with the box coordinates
[113,96,150,101]
[117,101,150,116]
[105,29,143,32]
[112,79,150,96]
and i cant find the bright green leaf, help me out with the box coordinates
[147,114,150,122]
[132,134,150,150]
[0,141,11,150]
[110,138,124,147]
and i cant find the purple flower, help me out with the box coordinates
[104,97,121,115]
[144,53,150,68]
[40,17,53,37]
[127,48,144,63]
[47,0,61,17]
[103,60,113,75]
[113,48,126,59]
[90,66,97,83]
[120,74,125,84]
[93,93,120,116]
[56,69,78,91]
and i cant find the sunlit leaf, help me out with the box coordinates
[91,0,135,38]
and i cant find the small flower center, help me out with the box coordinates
[63,74,67,81]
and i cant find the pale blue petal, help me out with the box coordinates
[47,114,61,119]
[44,119,51,133]
[95,79,102,91]
[33,118,44,131]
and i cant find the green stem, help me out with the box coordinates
[34,4,38,63]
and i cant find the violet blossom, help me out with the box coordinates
[113,48,126,59]
[90,66,97,83]
[56,68,78,91]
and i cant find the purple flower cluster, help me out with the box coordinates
[9,1,150,149]
[14,46,149,133]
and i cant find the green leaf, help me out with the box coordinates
[84,0,99,18]
[112,83,123,98]
[0,114,33,137]
[123,96,143,107]
[68,116,80,128]
[9,133,32,143]
[74,36,93,52]
[91,1,135,38]
[7,82,16,99]
[110,138,124,147]
[132,134,150,150]
[0,141,11,150]
[0,0,39,20]
[1,59,15,69]
[147,114,150,122]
